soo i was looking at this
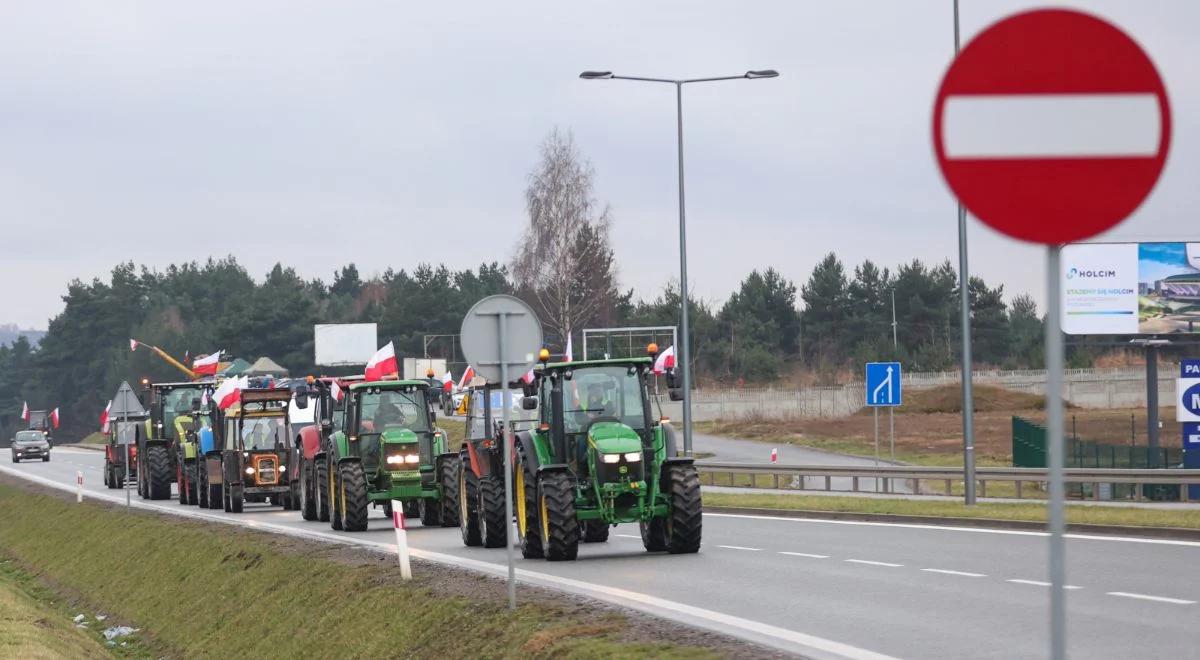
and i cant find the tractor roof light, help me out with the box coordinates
[538,348,551,362]
[647,342,659,357]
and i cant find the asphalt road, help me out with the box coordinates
[6,448,1199,659]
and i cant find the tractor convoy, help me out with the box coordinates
[101,339,700,561]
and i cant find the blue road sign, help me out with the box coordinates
[1184,423,1200,448]
[1183,359,1200,378]
[865,362,902,407]
[1181,380,1200,420]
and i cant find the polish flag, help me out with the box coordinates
[564,334,573,362]
[441,371,453,393]
[50,408,60,429]
[130,338,139,352]
[192,351,222,376]
[331,381,344,402]
[365,342,398,381]
[521,369,535,385]
[457,365,476,391]
[653,345,676,375]
[100,401,112,433]
[215,376,244,410]
[21,401,29,422]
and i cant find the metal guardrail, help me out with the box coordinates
[697,462,1200,502]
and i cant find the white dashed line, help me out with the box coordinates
[921,568,986,578]
[1107,592,1195,605]
[1007,579,1082,590]
[778,552,829,559]
[718,545,762,552]
[845,559,903,568]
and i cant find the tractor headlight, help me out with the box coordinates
[279,465,286,473]
[600,453,621,464]
[244,467,254,475]
[404,454,420,464]
[624,452,642,462]
[386,455,403,465]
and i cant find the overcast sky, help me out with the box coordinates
[3,1,1198,329]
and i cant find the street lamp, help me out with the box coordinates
[580,68,780,457]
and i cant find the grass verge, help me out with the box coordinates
[704,492,1200,529]
[0,558,123,659]
[0,482,720,659]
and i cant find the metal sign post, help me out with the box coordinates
[460,295,542,611]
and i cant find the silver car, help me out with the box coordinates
[11,430,51,463]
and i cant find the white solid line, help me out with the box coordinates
[779,551,829,559]
[921,568,986,578]
[615,534,642,539]
[718,545,762,552]
[0,462,901,660]
[1107,592,1196,605]
[942,93,1161,159]
[704,513,1200,548]
[1007,579,1083,590]
[845,559,903,568]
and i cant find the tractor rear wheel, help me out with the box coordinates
[438,456,460,527]
[339,461,370,532]
[300,462,317,520]
[146,445,172,500]
[538,472,579,561]
[665,464,702,554]
[582,521,610,543]
[458,456,482,547]
[418,497,442,527]
[479,474,507,549]
[229,483,244,513]
[515,448,543,559]
[316,458,330,523]
[206,460,222,509]
[198,467,208,508]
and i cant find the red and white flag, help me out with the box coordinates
[130,338,138,352]
[521,369,535,385]
[100,401,112,433]
[21,401,29,422]
[457,365,476,391]
[192,350,222,376]
[215,376,244,410]
[653,345,676,375]
[331,380,344,402]
[364,342,398,381]
[564,334,573,362]
[441,371,453,393]
[50,408,60,429]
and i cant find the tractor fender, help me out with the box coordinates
[513,431,541,474]
[661,457,695,468]
[535,463,572,477]
[298,425,322,462]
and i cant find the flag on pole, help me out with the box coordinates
[192,350,222,376]
[564,334,573,362]
[130,338,138,352]
[215,376,244,410]
[100,401,112,433]
[653,345,677,375]
[50,408,60,429]
[21,401,29,422]
[521,369,535,385]
[441,371,453,393]
[457,365,476,391]
[331,380,344,402]
[364,342,399,381]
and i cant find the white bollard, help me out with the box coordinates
[770,448,778,464]
[391,499,412,580]
[76,471,83,503]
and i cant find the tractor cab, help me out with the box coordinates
[218,388,296,510]
[346,382,434,476]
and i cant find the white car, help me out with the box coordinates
[11,430,51,463]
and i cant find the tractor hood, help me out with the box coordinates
[587,421,642,455]
[380,428,419,445]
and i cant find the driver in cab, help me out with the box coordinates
[373,392,407,431]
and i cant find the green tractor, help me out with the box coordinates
[138,381,207,501]
[456,380,538,548]
[327,380,459,532]
[513,350,701,561]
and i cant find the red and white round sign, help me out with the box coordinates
[933,9,1171,244]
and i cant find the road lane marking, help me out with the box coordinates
[1107,592,1195,605]
[921,568,986,578]
[616,534,641,539]
[718,545,762,552]
[705,513,1200,548]
[845,559,902,568]
[779,552,829,559]
[1006,579,1082,589]
[0,461,902,660]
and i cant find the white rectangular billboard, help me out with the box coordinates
[314,323,378,366]
[1062,242,1200,335]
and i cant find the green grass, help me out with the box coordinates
[704,492,1200,529]
[78,432,106,445]
[0,484,715,659]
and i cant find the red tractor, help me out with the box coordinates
[294,376,362,522]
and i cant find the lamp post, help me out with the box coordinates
[580,68,779,456]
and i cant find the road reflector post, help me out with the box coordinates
[391,499,412,580]
[76,471,83,503]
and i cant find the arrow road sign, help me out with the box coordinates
[865,362,902,408]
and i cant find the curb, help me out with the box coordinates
[703,505,1200,541]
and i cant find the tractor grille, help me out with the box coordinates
[253,455,279,485]
[596,454,644,485]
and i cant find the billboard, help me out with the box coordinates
[314,323,378,366]
[1062,242,1200,335]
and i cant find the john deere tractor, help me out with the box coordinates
[455,381,538,548]
[512,349,701,561]
[327,380,458,532]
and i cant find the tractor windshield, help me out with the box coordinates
[161,387,208,442]
[357,389,430,435]
[467,388,534,440]
[563,365,647,433]
[239,416,288,451]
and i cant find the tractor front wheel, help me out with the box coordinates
[438,456,460,527]
[458,456,482,547]
[300,462,317,521]
[418,498,442,527]
[339,461,370,532]
[538,472,579,561]
[665,464,702,554]
[316,457,331,523]
[198,466,208,508]
[479,474,507,549]
[229,483,244,513]
[146,445,172,500]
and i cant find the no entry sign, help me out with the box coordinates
[933,9,1171,244]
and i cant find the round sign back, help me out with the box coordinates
[933,9,1171,244]
[459,295,543,384]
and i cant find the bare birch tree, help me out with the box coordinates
[512,128,618,351]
